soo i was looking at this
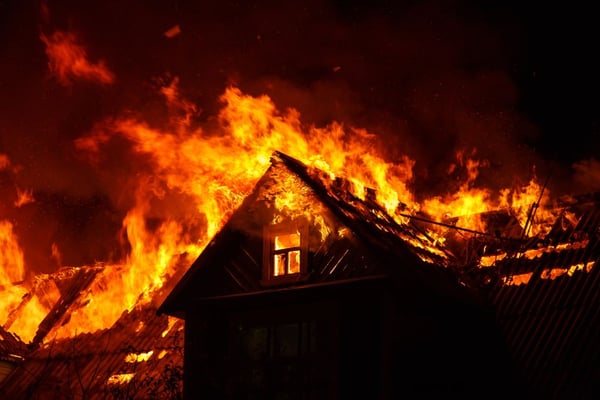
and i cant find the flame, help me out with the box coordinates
[14,187,34,208]
[6,294,48,343]
[2,275,61,343]
[419,150,562,241]
[50,243,62,267]
[164,25,182,38]
[0,212,29,328]
[56,83,424,336]
[0,285,27,329]
[40,30,115,86]
[0,78,585,341]
[0,154,10,170]
[48,198,202,339]
[0,221,25,288]
[498,178,555,237]
[420,151,495,235]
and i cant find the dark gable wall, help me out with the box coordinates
[182,274,523,398]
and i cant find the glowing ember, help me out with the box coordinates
[161,317,179,338]
[163,25,182,39]
[107,373,135,385]
[500,261,596,286]
[125,350,154,363]
[135,321,145,333]
[540,262,595,280]
[157,350,168,359]
[502,272,533,286]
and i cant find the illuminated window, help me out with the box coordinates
[263,222,308,285]
[273,232,301,276]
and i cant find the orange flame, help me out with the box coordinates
[422,151,495,232]
[0,154,10,170]
[0,221,28,332]
[14,187,34,207]
[48,192,202,339]
[1,79,571,341]
[58,83,566,336]
[0,221,25,288]
[40,30,115,86]
[54,82,426,336]
[421,150,559,238]
[499,178,554,237]
[1,274,60,343]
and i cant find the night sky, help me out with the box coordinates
[1,0,599,272]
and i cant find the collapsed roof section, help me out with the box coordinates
[0,262,189,398]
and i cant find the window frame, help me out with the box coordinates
[262,221,309,286]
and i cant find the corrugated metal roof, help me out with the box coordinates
[475,196,600,399]
[0,263,185,399]
[0,304,184,399]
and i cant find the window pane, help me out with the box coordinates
[301,321,317,354]
[275,323,299,357]
[274,253,287,276]
[241,327,268,361]
[274,232,300,250]
[288,250,300,274]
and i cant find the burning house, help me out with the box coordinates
[157,151,599,399]
[1,149,598,399]
[1,2,599,397]
[157,151,522,398]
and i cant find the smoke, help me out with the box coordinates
[0,0,598,274]
[573,159,600,193]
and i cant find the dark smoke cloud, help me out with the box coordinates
[0,0,598,273]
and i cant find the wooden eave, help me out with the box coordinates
[183,274,388,309]
[157,225,243,317]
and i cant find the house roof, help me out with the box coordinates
[0,264,186,399]
[158,151,475,316]
[269,151,453,265]
[0,303,184,399]
[472,193,600,398]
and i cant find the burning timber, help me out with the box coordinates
[1,151,599,399]
[0,264,185,399]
